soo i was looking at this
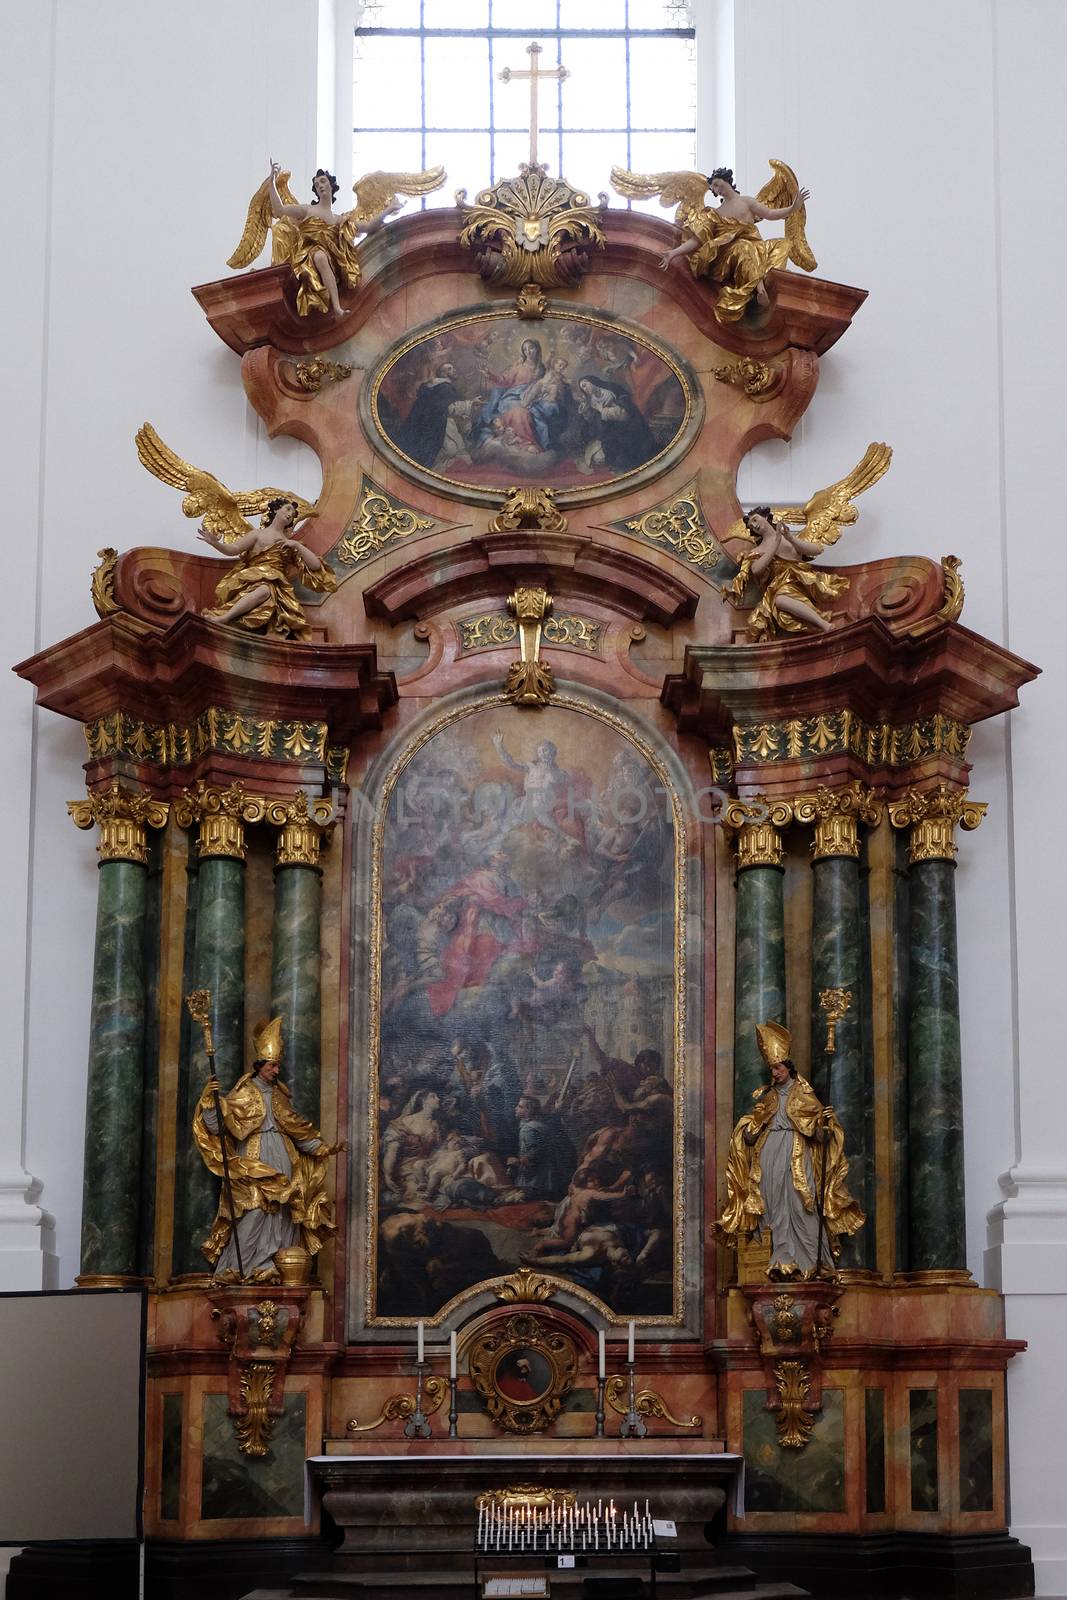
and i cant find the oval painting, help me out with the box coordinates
[364,308,701,506]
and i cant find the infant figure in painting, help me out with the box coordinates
[718,1022,864,1280]
[611,159,815,324]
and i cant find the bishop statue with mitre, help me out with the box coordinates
[718,1020,864,1278]
[193,1016,345,1283]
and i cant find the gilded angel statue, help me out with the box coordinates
[720,442,893,641]
[227,160,446,317]
[611,160,815,324]
[135,422,336,641]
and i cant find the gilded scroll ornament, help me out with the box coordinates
[496,1269,557,1304]
[720,444,893,640]
[233,1362,276,1457]
[612,159,815,324]
[228,161,445,318]
[468,1312,578,1435]
[621,483,730,576]
[67,783,169,865]
[337,477,433,569]
[722,796,795,870]
[712,357,785,401]
[604,1376,702,1430]
[773,1360,816,1448]
[174,780,269,861]
[135,423,335,640]
[90,548,120,618]
[488,486,567,534]
[292,356,352,392]
[908,554,965,635]
[263,791,336,868]
[503,587,556,708]
[345,1376,448,1434]
[793,782,883,860]
[459,163,605,291]
[888,783,987,863]
[459,609,602,656]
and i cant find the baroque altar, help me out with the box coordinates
[13,127,1039,1600]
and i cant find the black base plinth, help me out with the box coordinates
[6,1536,330,1600]
[717,1530,1035,1600]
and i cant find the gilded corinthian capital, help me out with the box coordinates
[263,791,336,867]
[722,795,795,869]
[794,782,883,860]
[67,782,169,864]
[174,780,269,861]
[887,783,986,864]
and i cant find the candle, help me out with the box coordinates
[627,1320,635,1363]
[450,1329,457,1379]
[598,1328,605,1379]
[417,1321,424,1363]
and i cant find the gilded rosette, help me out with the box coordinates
[888,782,986,863]
[67,782,169,864]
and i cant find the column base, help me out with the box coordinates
[74,1273,147,1289]
[837,1267,886,1286]
[0,1170,57,1291]
[894,1268,974,1287]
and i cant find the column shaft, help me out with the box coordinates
[734,866,787,1111]
[80,860,149,1279]
[271,863,322,1118]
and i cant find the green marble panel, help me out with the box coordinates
[810,853,873,1270]
[906,860,965,1272]
[160,1392,182,1521]
[200,1392,306,1521]
[959,1388,994,1512]
[271,864,322,1120]
[734,865,786,1113]
[909,1387,939,1512]
[173,854,246,1277]
[81,859,148,1277]
[742,1388,845,1513]
[865,1387,886,1514]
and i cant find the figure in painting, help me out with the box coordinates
[719,442,893,641]
[575,376,657,474]
[193,1017,346,1283]
[134,422,336,642]
[718,1022,864,1279]
[394,363,460,465]
[227,161,446,317]
[611,159,815,324]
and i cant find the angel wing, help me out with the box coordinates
[227,170,300,269]
[610,165,710,227]
[135,423,317,543]
[347,165,446,226]
[774,442,893,548]
[756,158,816,272]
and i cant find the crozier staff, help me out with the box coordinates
[718,1021,864,1278]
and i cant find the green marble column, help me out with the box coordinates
[905,857,965,1272]
[172,852,246,1276]
[728,802,791,1113]
[136,833,164,1279]
[79,859,149,1279]
[271,862,322,1119]
[810,853,873,1270]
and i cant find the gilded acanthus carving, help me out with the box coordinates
[263,791,336,868]
[712,357,786,401]
[604,1376,702,1431]
[67,783,169,865]
[209,1289,307,1457]
[744,1284,841,1450]
[459,609,603,656]
[173,780,270,861]
[487,486,567,534]
[90,548,121,618]
[722,796,795,870]
[459,163,605,292]
[793,782,883,860]
[887,783,987,863]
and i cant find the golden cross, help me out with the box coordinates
[499,41,568,167]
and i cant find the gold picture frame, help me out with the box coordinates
[468,1313,579,1434]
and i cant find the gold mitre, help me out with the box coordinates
[756,1021,792,1065]
[252,1016,284,1063]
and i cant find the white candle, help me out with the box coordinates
[450,1329,457,1379]
[627,1320,635,1363]
[417,1321,424,1363]
[598,1329,605,1378]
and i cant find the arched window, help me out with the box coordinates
[353,1,696,211]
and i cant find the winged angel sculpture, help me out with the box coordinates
[720,443,893,641]
[227,161,446,317]
[135,423,336,641]
[611,160,815,324]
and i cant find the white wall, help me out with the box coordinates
[1,0,1062,1586]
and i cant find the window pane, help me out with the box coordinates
[493,128,541,179]
[629,36,694,128]
[558,0,625,24]
[424,36,490,129]
[431,133,491,201]
[491,0,560,27]
[628,128,697,175]
[561,132,621,197]
[357,0,422,25]
[627,0,692,26]
[423,0,488,21]
[354,36,424,129]
[561,38,627,129]
[352,131,427,215]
